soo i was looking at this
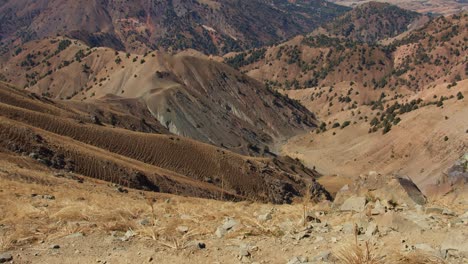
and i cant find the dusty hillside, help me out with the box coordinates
[329,0,468,15]
[320,2,427,43]
[0,0,348,55]
[0,82,330,204]
[0,38,318,155]
[282,78,468,191]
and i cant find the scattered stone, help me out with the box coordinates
[314,236,324,243]
[65,232,84,239]
[215,218,238,238]
[138,218,151,226]
[287,256,308,264]
[239,248,250,257]
[413,243,435,253]
[295,229,311,240]
[375,212,421,233]
[148,257,153,262]
[341,222,355,234]
[441,233,468,258]
[340,196,366,212]
[0,253,13,263]
[365,222,379,237]
[123,230,135,241]
[257,212,272,222]
[442,208,456,216]
[50,244,60,249]
[176,226,189,234]
[331,237,338,243]
[371,200,386,215]
[304,212,321,223]
[43,195,55,200]
[312,251,331,262]
[425,207,444,215]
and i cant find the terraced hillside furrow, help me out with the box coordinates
[0,117,242,201]
[0,84,329,203]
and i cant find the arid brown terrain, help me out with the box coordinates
[0,1,467,264]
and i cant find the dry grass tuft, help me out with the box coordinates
[335,241,382,264]
[334,225,383,264]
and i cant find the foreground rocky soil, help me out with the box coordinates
[1,153,467,264]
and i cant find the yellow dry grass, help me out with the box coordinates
[0,153,308,252]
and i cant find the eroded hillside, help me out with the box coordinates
[0,39,317,155]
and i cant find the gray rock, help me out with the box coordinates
[239,248,250,257]
[341,222,355,234]
[375,212,421,233]
[441,233,468,256]
[340,197,366,212]
[371,200,386,215]
[222,218,238,230]
[442,209,456,216]
[365,222,379,237]
[314,236,324,243]
[43,195,55,200]
[287,256,308,264]
[176,226,189,234]
[304,212,321,223]
[215,218,238,238]
[312,251,331,262]
[413,243,435,253]
[138,218,151,226]
[257,212,272,222]
[65,232,84,239]
[0,253,13,263]
[425,207,444,215]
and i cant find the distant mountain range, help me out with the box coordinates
[0,0,349,55]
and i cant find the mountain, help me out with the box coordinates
[320,2,427,43]
[328,0,468,15]
[0,0,349,55]
[0,38,317,155]
[225,11,467,93]
[224,12,467,188]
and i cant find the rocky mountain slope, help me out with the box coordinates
[0,38,318,155]
[0,82,330,204]
[0,0,349,55]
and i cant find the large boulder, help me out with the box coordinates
[339,197,366,212]
[375,212,421,233]
[333,172,426,209]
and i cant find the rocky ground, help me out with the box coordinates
[1,153,467,264]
